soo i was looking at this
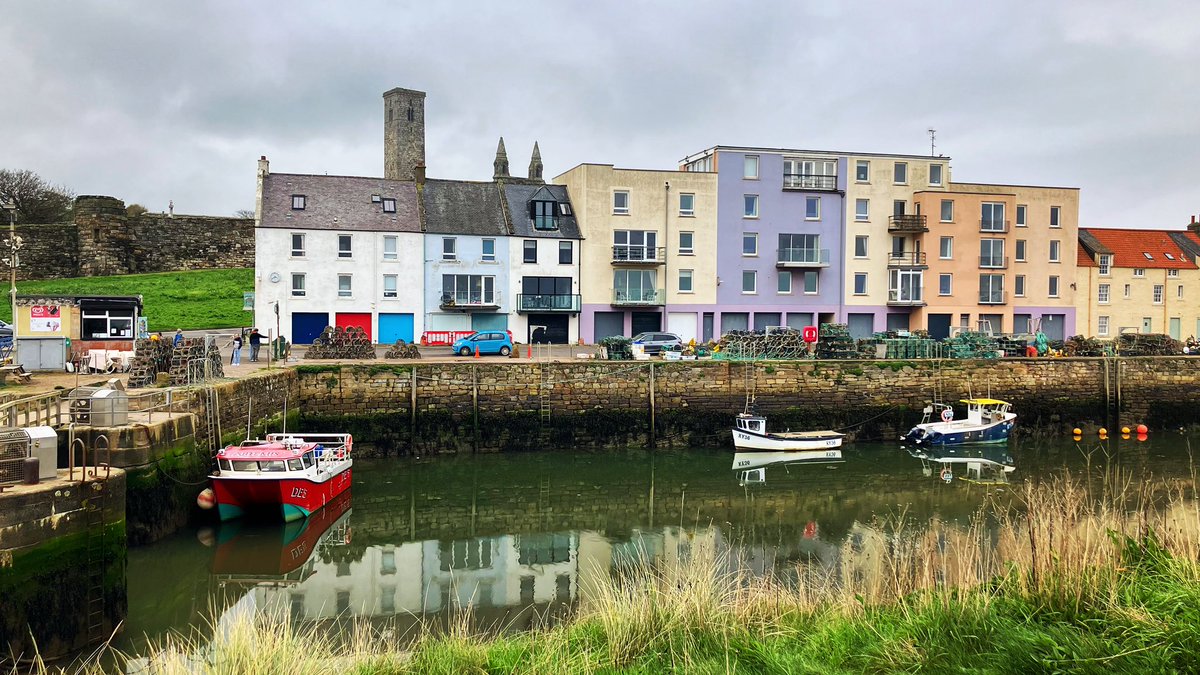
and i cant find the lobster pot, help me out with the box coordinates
[0,428,30,484]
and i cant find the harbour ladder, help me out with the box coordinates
[205,386,221,457]
[83,468,109,644]
[537,344,552,425]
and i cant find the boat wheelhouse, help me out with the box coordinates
[210,433,353,522]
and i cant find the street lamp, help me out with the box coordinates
[0,200,23,356]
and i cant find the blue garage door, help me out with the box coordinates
[379,313,415,344]
[291,312,329,345]
[471,314,508,331]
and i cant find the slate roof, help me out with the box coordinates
[1167,231,1200,264]
[1079,228,1198,270]
[502,183,581,239]
[260,173,420,232]
[421,179,509,236]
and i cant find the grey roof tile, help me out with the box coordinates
[421,179,509,236]
[502,183,581,239]
[260,173,420,232]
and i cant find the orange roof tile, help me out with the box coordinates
[1076,242,1095,267]
[1079,228,1198,269]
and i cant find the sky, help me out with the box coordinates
[2,1,1197,227]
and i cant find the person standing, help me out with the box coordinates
[230,333,243,366]
[173,329,184,347]
[248,328,262,362]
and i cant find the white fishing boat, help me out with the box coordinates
[902,399,1016,447]
[731,413,844,470]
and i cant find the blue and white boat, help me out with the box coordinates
[902,398,1016,447]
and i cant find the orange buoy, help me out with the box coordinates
[1136,424,1148,434]
[1099,428,1108,436]
[1121,427,1131,434]
[1072,427,1082,435]
[1137,432,1148,442]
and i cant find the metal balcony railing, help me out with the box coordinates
[516,294,581,313]
[887,251,927,267]
[782,174,838,191]
[979,219,1010,233]
[776,248,831,267]
[979,290,1008,305]
[612,245,666,264]
[979,256,1009,269]
[887,214,928,233]
[611,289,666,306]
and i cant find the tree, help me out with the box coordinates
[0,169,74,223]
[234,209,255,219]
[126,203,148,217]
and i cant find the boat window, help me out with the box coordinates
[261,460,287,472]
[220,459,233,471]
[288,459,304,471]
[231,460,258,472]
[302,452,314,467]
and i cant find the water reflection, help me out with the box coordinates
[905,444,1016,484]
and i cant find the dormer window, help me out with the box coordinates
[291,195,307,210]
[382,198,396,213]
[532,200,559,230]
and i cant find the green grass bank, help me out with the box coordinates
[2,268,252,331]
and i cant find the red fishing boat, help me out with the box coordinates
[209,433,353,522]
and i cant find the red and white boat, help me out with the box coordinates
[210,433,353,522]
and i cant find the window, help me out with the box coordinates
[743,155,759,179]
[442,237,457,261]
[1133,268,1145,277]
[291,273,305,297]
[742,270,756,294]
[939,273,952,295]
[1016,204,1027,227]
[481,238,495,262]
[442,274,497,306]
[854,273,867,295]
[1015,275,1026,297]
[1153,284,1164,304]
[533,200,559,230]
[893,162,908,184]
[929,164,943,186]
[1098,254,1112,274]
[1049,240,1060,262]
[338,274,352,298]
[855,160,869,182]
[613,190,629,214]
[1165,253,1176,260]
[380,235,398,261]
[338,234,352,258]
[1050,206,1060,228]
[981,203,1006,231]
[783,158,836,189]
[290,233,305,257]
[979,274,1005,303]
[893,200,906,217]
[1015,240,1026,262]
[614,230,658,261]
[980,239,1005,267]
[1179,285,1184,298]
[1098,316,1110,336]
[854,235,869,258]
[679,231,694,255]
[382,198,396,213]
[742,233,758,256]
[1048,275,1059,298]
[940,199,954,222]
[1168,269,1179,278]
[779,233,821,264]
[803,270,819,294]
[558,241,573,265]
[890,269,922,303]
[372,194,381,203]
[1098,284,1110,303]
[523,240,538,264]
[679,193,695,216]
[743,194,759,218]
[383,274,398,298]
[805,196,820,220]
[777,271,792,293]
[939,236,953,259]
[855,199,869,221]
[678,269,693,293]
[1124,283,1131,298]
[560,203,572,216]
[291,195,306,210]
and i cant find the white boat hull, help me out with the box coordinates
[732,428,844,452]
[733,449,843,470]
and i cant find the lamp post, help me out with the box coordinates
[0,200,20,356]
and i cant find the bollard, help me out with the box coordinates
[22,457,39,485]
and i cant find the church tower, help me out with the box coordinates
[493,137,510,179]
[527,141,544,182]
[383,87,426,181]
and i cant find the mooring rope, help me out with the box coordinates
[830,405,901,432]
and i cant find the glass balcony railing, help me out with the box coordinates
[611,289,666,306]
[776,248,831,266]
[516,294,581,312]
[782,174,838,191]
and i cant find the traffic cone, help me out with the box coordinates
[474,345,480,359]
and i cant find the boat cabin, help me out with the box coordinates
[215,434,351,475]
[961,398,1011,425]
[735,414,767,435]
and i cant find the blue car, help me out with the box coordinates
[451,331,513,357]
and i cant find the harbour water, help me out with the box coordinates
[115,433,1195,656]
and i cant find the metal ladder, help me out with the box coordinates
[83,475,108,644]
[537,344,552,425]
[205,386,221,456]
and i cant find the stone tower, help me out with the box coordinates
[383,87,426,181]
[527,141,544,183]
[493,137,510,179]
[75,196,132,276]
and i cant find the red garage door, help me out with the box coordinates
[335,313,372,342]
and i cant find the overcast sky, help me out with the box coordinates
[2,1,1197,227]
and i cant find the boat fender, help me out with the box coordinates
[940,408,954,423]
[345,527,353,545]
[940,467,953,482]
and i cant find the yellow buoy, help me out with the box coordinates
[1121,427,1131,434]
[1099,428,1108,436]
[1072,427,1082,435]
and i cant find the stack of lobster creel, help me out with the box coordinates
[303,326,377,360]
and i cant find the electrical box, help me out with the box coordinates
[23,426,57,480]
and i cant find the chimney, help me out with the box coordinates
[493,137,510,179]
[257,155,270,177]
[414,163,426,186]
[1189,214,1200,235]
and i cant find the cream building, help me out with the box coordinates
[556,164,718,342]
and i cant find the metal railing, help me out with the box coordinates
[979,290,1008,304]
[0,390,70,428]
[980,219,1009,233]
[888,214,928,232]
[612,245,665,264]
[516,294,581,312]
[979,256,1009,269]
[887,251,927,266]
[782,174,837,190]
[612,289,666,306]
[776,248,831,266]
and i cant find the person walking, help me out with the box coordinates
[248,328,262,362]
[230,333,243,366]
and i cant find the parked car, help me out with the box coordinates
[451,331,513,356]
[631,332,682,354]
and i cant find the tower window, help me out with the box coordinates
[407,106,414,122]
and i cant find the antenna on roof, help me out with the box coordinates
[927,128,936,157]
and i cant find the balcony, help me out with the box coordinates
[776,248,831,268]
[612,289,666,307]
[439,293,501,311]
[516,294,581,313]
[979,256,1008,269]
[612,245,665,265]
[979,291,1008,305]
[782,174,838,191]
[887,214,928,233]
[887,289,925,306]
[886,251,927,268]
[979,219,1009,233]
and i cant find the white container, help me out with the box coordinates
[24,426,57,480]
